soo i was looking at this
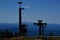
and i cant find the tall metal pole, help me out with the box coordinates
[18,2,27,36]
[18,2,23,26]
[18,2,24,36]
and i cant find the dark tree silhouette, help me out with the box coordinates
[0,29,13,38]
[47,32,54,40]
[49,32,54,36]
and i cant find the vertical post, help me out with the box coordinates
[18,2,27,36]
[18,2,22,25]
[42,26,44,36]
[38,20,43,36]
[39,25,42,36]
[18,2,22,36]
[19,8,22,26]
[42,23,47,36]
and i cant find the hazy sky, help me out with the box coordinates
[0,0,60,24]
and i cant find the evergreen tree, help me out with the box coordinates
[0,29,13,38]
[49,32,54,36]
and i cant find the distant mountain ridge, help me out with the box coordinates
[0,22,60,36]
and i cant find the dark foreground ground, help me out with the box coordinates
[0,36,60,40]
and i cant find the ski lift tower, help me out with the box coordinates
[33,20,47,36]
[18,2,27,36]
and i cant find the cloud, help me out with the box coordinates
[25,6,30,8]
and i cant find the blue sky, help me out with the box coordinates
[0,0,60,24]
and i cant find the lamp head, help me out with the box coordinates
[18,2,22,4]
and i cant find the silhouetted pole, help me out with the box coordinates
[33,20,47,36]
[18,2,27,36]
[18,2,24,26]
[42,23,47,36]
